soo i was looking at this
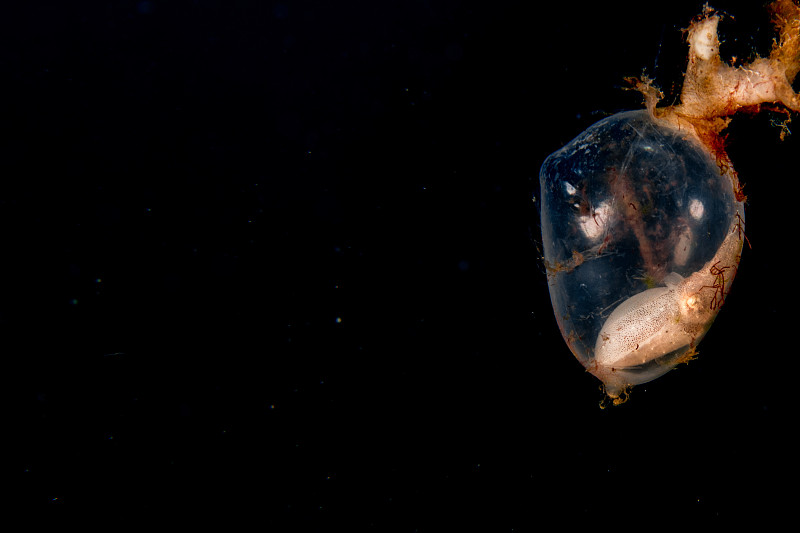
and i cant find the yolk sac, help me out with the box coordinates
[538,0,800,403]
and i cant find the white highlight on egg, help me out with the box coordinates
[689,198,704,220]
[579,201,612,240]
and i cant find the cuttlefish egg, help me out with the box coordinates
[595,273,692,368]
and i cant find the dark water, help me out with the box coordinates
[8,0,795,527]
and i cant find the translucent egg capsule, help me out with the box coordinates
[539,0,800,402]
[540,110,744,398]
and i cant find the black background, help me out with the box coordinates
[8,0,797,527]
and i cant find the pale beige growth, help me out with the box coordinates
[649,0,800,148]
